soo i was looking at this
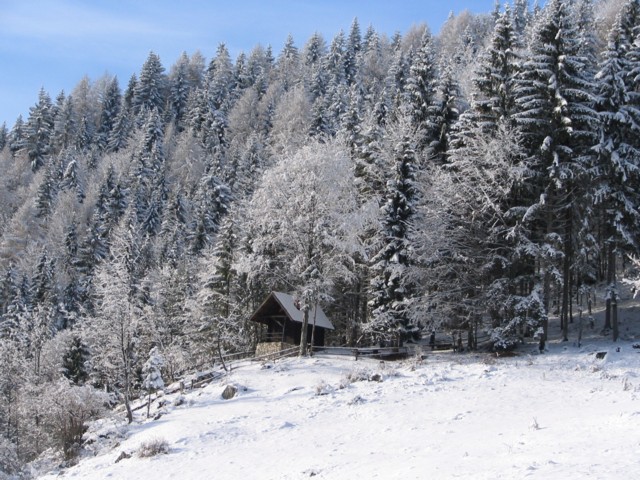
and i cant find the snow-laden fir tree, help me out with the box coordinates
[194,216,249,368]
[367,122,420,346]
[242,139,363,355]
[427,62,460,165]
[471,6,521,131]
[142,346,164,418]
[96,76,121,151]
[189,170,231,253]
[23,88,54,171]
[168,52,194,130]
[133,52,166,120]
[0,122,7,151]
[513,0,599,342]
[592,11,640,339]
[61,335,91,385]
[404,29,438,152]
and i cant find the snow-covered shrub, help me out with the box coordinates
[343,367,372,384]
[488,287,547,351]
[137,438,169,458]
[41,379,108,459]
[314,380,334,396]
[529,417,540,431]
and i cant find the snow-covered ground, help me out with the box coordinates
[39,331,640,479]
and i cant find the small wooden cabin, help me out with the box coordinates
[250,292,334,356]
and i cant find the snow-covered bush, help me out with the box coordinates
[137,438,169,458]
[342,367,372,385]
[42,380,110,459]
[314,380,334,396]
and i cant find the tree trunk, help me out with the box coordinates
[299,306,309,356]
[122,335,133,424]
[309,304,318,355]
[561,207,572,342]
[604,243,614,330]
[124,381,133,424]
[612,292,619,342]
[217,336,228,372]
[542,262,551,345]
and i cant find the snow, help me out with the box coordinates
[271,292,334,330]
[39,336,640,479]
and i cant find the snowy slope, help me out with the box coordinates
[39,337,640,480]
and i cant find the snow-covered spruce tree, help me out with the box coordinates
[156,191,191,264]
[513,0,531,36]
[96,76,121,151]
[427,61,461,165]
[572,0,601,72]
[241,138,362,355]
[83,212,152,423]
[513,0,599,342]
[188,169,232,254]
[61,335,91,385]
[23,88,54,171]
[340,83,364,154]
[384,47,412,115]
[76,169,119,281]
[367,121,420,346]
[193,215,249,368]
[592,13,640,340]
[404,29,438,153]
[130,107,167,236]
[107,96,133,153]
[0,122,7,151]
[8,115,25,156]
[357,26,390,99]
[51,95,76,153]
[142,346,164,418]
[438,120,546,349]
[133,52,167,121]
[34,159,61,218]
[167,52,194,130]
[353,108,387,202]
[60,147,86,203]
[442,7,541,349]
[618,0,640,51]
[205,43,237,113]
[470,6,521,131]
[345,18,362,86]
[324,30,347,90]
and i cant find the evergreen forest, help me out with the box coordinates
[1,0,639,472]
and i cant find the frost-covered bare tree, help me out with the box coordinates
[240,138,367,354]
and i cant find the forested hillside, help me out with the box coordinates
[0,0,638,473]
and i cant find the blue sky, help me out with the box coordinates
[0,0,502,127]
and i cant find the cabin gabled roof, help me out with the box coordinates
[250,291,334,330]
